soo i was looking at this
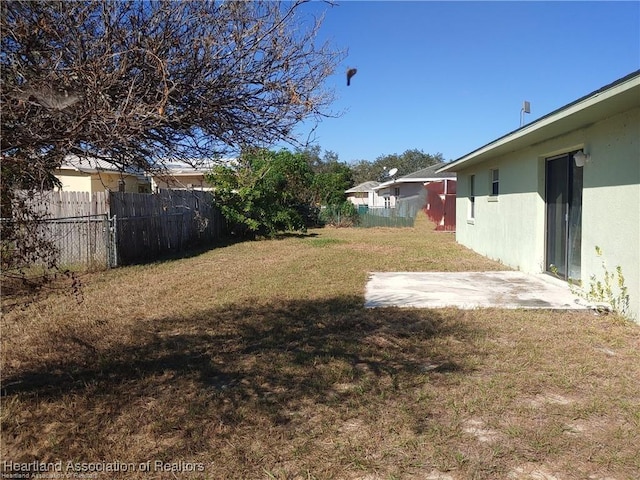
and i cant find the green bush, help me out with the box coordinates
[207,149,313,238]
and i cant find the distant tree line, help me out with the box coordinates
[349,149,445,185]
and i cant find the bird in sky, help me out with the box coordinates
[346,68,357,86]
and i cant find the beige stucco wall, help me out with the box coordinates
[455,107,639,321]
[91,172,141,193]
[56,170,144,193]
[55,171,93,192]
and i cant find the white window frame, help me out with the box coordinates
[468,174,476,223]
[490,168,499,198]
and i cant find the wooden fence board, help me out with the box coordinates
[109,190,222,265]
[18,190,109,217]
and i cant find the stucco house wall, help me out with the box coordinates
[580,107,639,319]
[374,182,433,208]
[55,170,93,193]
[55,156,150,194]
[448,74,639,321]
[56,170,145,193]
[346,191,371,206]
[148,160,223,192]
[395,182,425,199]
[373,163,456,209]
[455,151,544,273]
[55,156,220,194]
[373,185,398,208]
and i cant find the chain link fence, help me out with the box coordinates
[357,192,426,228]
[3,191,225,271]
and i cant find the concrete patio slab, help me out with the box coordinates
[365,271,590,310]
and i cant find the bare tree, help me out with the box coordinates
[0,0,344,277]
[1,0,344,167]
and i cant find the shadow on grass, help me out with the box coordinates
[124,231,321,267]
[2,295,479,463]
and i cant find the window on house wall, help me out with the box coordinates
[394,187,400,197]
[469,175,475,219]
[490,169,499,196]
[384,197,391,208]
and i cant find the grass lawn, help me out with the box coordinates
[2,214,639,479]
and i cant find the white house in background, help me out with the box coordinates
[55,156,150,193]
[439,70,640,321]
[346,164,457,210]
[149,159,221,192]
[345,181,380,209]
[373,163,456,208]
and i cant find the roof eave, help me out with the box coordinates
[397,176,455,183]
[58,164,99,174]
[374,176,455,189]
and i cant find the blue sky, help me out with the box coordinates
[290,1,640,164]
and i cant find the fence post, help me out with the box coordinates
[109,215,119,268]
[87,214,92,266]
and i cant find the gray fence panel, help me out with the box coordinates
[110,191,223,265]
[39,215,112,268]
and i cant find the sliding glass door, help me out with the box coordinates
[545,153,583,280]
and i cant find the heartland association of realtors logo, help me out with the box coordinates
[2,461,206,478]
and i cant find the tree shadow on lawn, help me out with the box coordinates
[119,231,320,268]
[2,296,481,465]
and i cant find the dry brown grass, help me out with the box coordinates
[2,213,639,479]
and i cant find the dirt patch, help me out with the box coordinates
[525,393,574,408]
[463,418,501,443]
[508,463,563,479]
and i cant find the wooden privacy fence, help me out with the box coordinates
[9,190,224,268]
[110,191,223,265]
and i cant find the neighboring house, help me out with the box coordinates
[439,70,640,321]
[345,164,457,229]
[373,162,456,208]
[55,157,227,193]
[345,181,380,210]
[374,164,457,229]
[149,159,220,192]
[55,156,150,193]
